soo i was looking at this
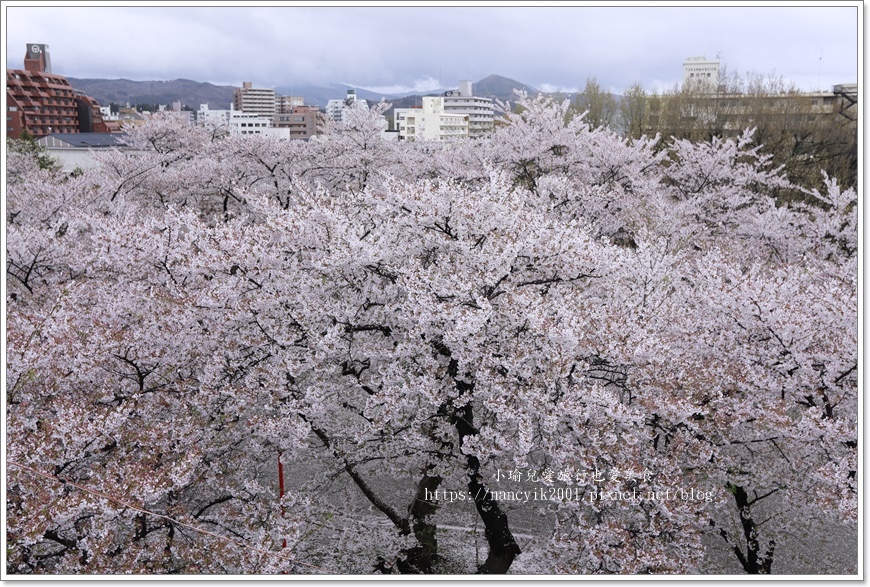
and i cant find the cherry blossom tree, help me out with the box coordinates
[6,98,857,575]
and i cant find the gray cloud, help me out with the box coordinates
[5,4,859,94]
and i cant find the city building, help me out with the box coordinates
[276,95,305,113]
[326,89,368,123]
[393,96,469,141]
[683,56,721,92]
[97,106,123,132]
[274,105,323,139]
[231,83,320,138]
[116,108,146,127]
[647,82,858,135]
[36,132,134,173]
[196,104,231,127]
[442,80,494,136]
[196,104,292,138]
[227,109,290,138]
[233,81,277,119]
[199,102,320,140]
[6,43,110,139]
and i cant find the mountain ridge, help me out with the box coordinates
[65,74,542,110]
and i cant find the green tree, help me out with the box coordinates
[7,130,61,172]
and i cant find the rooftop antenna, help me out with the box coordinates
[817,48,823,91]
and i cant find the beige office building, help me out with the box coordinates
[233,82,277,118]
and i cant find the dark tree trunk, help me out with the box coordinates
[397,472,442,573]
[720,483,775,574]
[453,401,521,574]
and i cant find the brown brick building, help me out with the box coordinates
[6,43,110,140]
[274,105,323,139]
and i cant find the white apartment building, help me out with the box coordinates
[326,89,369,123]
[325,98,346,123]
[442,80,494,136]
[196,104,230,127]
[229,111,275,135]
[394,96,469,141]
[683,56,720,92]
[196,104,290,138]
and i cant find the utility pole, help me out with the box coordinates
[278,452,286,548]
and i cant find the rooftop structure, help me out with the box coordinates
[38,132,127,149]
[683,56,720,92]
[37,132,133,173]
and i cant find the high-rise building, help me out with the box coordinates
[6,43,109,139]
[442,81,494,137]
[233,82,277,118]
[198,104,318,140]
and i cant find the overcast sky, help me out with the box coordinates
[4,3,861,95]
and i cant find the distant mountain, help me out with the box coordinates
[472,74,540,104]
[66,78,235,110]
[61,74,544,113]
[274,83,417,108]
[66,77,407,110]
